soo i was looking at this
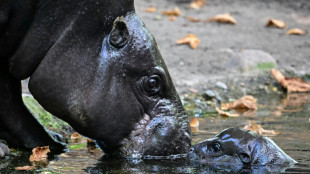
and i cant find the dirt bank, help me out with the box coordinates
[135,0,310,92]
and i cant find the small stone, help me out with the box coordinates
[272,87,278,92]
[215,81,228,90]
[203,90,216,100]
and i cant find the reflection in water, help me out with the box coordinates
[86,157,296,174]
[1,93,310,173]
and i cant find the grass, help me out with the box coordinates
[69,143,87,150]
[22,95,70,132]
[256,62,275,70]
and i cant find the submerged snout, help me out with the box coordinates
[143,115,191,156]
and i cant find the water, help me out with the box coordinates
[1,93,310,173]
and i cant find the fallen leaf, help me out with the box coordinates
[266,19,286,29]
[243,121,279,136]
[215,107,240,117]
[87,139,95,144]
[190,0,206,9]
[188,88,199,93]
[71,132,83,143]
[169,15,176,21]
[206,13,237,24]
[187,16,201,22]
[162,7,182,17]
[272,110,282,117]
[29,146,50,162]
[190,118,199,128]
[271,69,310,93]
[286,28,306,35]
[176,34,200,49]
[143,6,156,13]
[222,95,257,110]
[15,166,37,171]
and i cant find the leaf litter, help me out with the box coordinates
[190,0,206,9]
[205,13,237,24]
[271,69,310,93]
[243,121,279,136]
[176,34,200,49]
[15,146,50,171]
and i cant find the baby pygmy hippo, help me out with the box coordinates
[190,128,296,166]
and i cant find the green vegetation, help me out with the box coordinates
[22,95,70,131]
[256,62,275,70]
[69,143,87,150]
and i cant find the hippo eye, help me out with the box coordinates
[144,75,161,95]
[148,78,157,88]
[211,143,221,153]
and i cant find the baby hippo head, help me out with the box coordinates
[189,128,296,166]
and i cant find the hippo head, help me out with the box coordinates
[21,6,191,157]
[93,14,192,157]
[190,128,296,166]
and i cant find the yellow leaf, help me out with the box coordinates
[266,19,286,29]
[215,107,240,117]
[190,118,199,128]
[190,0,206,9]
[187,16,201,22]
[206,13,237,24]
[29,146,50,162]
[15,166,37,171]
[176,34,200,49]
[162,7,182,17]
[286,28,306,35]
[243,121,279,136]
[143,7,156,13]
[271,69,310,93]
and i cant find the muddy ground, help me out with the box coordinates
[134,0,310,93]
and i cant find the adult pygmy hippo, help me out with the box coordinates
[0,0,191,157]
[190,128,296,166]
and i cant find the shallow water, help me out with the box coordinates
[1,93,310,173]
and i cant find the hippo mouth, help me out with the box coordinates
[118,112,191,158]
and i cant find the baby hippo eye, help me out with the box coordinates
[211,143,221,152]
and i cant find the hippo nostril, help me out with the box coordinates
[189,147,194,152]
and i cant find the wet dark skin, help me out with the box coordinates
[0,0,191,157]
[190,128,296,167]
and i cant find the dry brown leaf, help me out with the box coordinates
[143,7,156,13]
[222,95,257,110]
[190,117,199,128]
[29,146,50,162]
[15,166,37,171]
[169,15,176,21]
[188,88,199,93]
[176,34,200,49]
[190,0,206,9]
[271,69,310,93]
[286,28,306,35]
[71,132,83,143]
[206,13,237,24]
[162,7,182,17]
[243,121,279,136]
[266,19,286,29]
[215,107,240,117]
[187,16,201,22]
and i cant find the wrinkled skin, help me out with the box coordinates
[0,0,191,157]
[190,128,296,166]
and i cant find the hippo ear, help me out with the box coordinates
[109,17,129,48]
[238,149,251,164]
